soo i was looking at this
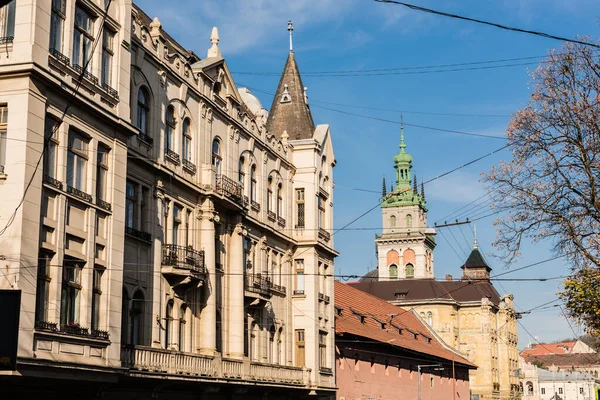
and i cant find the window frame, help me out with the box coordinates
[50,0,66,52]
[296,188,305,228]
[182,118,192,162]
[137,87,150,135]
[295,259,305,294]
[66,130,89,192]
[0,0,15,41]
[96,145,109,202]
[165,106,176,153]
[295,329,305,367]
[35,252,52,322]
[101,27,115,88]
[72,5,95,71]
[0,105,7,171]
[91,266,104,331]
[211,138,221,176]
[60,259,84,326]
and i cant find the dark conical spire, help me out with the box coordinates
[413,173,418,193]
[421,182,425,202]
[266,38,315,140]
[382,176,387,197]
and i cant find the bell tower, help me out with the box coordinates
[375,121,436,280]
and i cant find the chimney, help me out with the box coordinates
[446,274,453,281]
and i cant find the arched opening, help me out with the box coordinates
[165,300,173,349]
[406,214,413,228]
[389,264,398,280]
[250,322,259,361]
[277,183,283,217]
[267,176,273,212]
[269,325,276,364]
[182,118,191,162]
[526,381,533,395]
[238,156,245,184]
[405,263,414,278]
[179,304,187,352]
[131,290,144,345]
[427,311,433,326]
[121,288,129,345]
[165,105,176,153]
[212,138,221,177]
[277,327,283,365]
[250,164,257,202]
[137,87,150,136]
[390,215,396,227]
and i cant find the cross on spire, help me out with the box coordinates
[399,113,406,152]
[288,20,294,52]
[473,222,478,249]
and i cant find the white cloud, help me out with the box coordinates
[427,170,487,204]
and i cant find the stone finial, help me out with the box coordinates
[287,20,294,52]
[150,17,162,37]
[473,221,478,249]
[207,26,221,58]
[421,181,425,202]
[382,176,387,197]
[281,130,289,146]
[413,173,418,193]
[303,87,308,105]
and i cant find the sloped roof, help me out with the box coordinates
[536,366,597,381]
[349,279,501,306]
[523,352,600,367]
[266,52,315,140]
[521,341,578,357]
[461,247,492,272]
[335,281,475,368]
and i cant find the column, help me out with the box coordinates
[228,223,245,358]
[199,206,217,355]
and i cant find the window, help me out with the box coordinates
[165,300,173,349]
[0,0,15,41]
[35,252,52,322]
[50,0,65,52]
[390,215,396,227]
[267,176,273,212]
[250,165,257,202]
[72,5,94,71]
[182,118,191,161]
[389,264,398,279]
[319,332,327,368]
[125,181,136,229]
[318,195,326,229]
[130,291,144,345]
[559,387,563,394]
[67,131,88,191]
[277,183,283,217]
[101,28,115,87]
[238,157,245,184]
[173,205,182,246]
[60,260,83,326]
[406,214,413,228]
[44,117,59,178]
[212,138,221,176]
[165,106,176,153]
[427,311,433,326]
[405,263,414,278]
[0,105,7,171]
[179,305,187,352]
[216,311,222,353]
[296,189,305,227]
[430,377,434,388]
[96,146,109,202]
[295,260,305,294]
[91,267,103,331]
[295,329,305,367]
[541,388,545,395]
[137,88,150,135]
[269,325,276,363]
[580,387,584,394]
[215,225,222,270]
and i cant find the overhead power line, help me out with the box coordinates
[373,0,600,50]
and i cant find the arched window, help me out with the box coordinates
[250,165,257,202]
[179,304,187,352]
[406,214,413,228]
[182,118,191,162]
[267,176,273,212]
[405,263,414,278]
[165,300,173,349]
[165,106,176,153]
[277,327,283,365]
[277,183,283,217]
[212,138,221,177]
[389,264,398,280]
[269,325,276,364]
[238,156,245,184]
[390,215,396,227]
[137,87,149,135]
[131,290,144,346]
[427,311,433,326]
[526,381,533,395]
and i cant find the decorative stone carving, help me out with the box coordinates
[158,70,167,88]
[234,224,247,236]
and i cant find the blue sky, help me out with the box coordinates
[136,0,600,348]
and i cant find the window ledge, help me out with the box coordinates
[0,173,7,182]
[34,327,111,347]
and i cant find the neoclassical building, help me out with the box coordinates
[0,1,337,398]
[351,127,520,400]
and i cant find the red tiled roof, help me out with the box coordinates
[335,280,475,368]
[522,352,600,367]
[521,341,578,356]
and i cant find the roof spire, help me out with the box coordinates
[382,176,387,197]
[421,181,425,202]
[288,20,294,52]
[413,173,418,193]
[207,27,221,58]
[473,222,478,249]
[399,113,406,153]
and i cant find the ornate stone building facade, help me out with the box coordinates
[352,128,520,400]
[0,1,336,398]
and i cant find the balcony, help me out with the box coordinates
[251,201,261,212]
[96,198,112,212]
[101,83,119,100]
[277,216,286,227]
[215,174,244,204]
[245,273,272,298]
[125,226,152,243]
[318,228,331,242]
[182,158,196,174]
[67,185,93,203]
[162,244,206,274]
[49,48,70,66]
[165,149,180,165]
[35,320,110,341]
[72,64,99,85]
[43,174,62,190]
[121,346,309,386]
[267,210,276,221]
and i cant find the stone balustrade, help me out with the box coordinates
[122,346,310,386]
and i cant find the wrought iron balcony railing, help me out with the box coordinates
[91,329,110,340]
[101,83,119,100]
[277,216,286,227]
[44,174,63,190]
[72,64,99,85]
[67,185,93,202]
[215,174,243,203]
[251,201,261,212]
[0,36,14,45]
[165,149,180,165]
[318,228,331,242]
[293,289,305,295]
[267,210,276,221]
[35,320,58,332]
[245,273,272,297]
[96,198,112,212]
[162,244,206,273]
[125,226,152,242]
[182,159,196,174]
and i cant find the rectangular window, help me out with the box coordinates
[50,0,65,52]
[541,388,545,395]
[101,28,114,88]
[318,195,326,229]
[267,188,272,211]
[72,6,94,71]
[559,388,563,394]
[44,117,59,179]
[173,205,182,246]
[141,187,148,231]
[295,259,305,294]
[580,387,584,394]
[35,252,52,322]
[215,225,221,269]
[0,105,7,171]
[91,267,103,330]
[319,332,327,368]
[296,189,305,228]
[96,146,109,201]
[67,131,88,192]
[0,0,15,40]
[295,329,305,367]
[125,181,136,229]
[60,260,83,326]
